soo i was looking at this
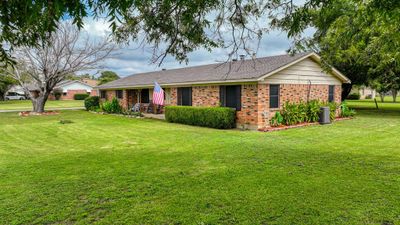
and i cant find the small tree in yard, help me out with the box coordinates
[1,23,115,112]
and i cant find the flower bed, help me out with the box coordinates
[260,117,353,132]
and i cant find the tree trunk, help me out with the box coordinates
[379,92,385,103]
[392,89,397,103]
[31,92,50,113]
[341,83,353,101]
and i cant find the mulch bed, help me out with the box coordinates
[19,111,60,117]
[259,117,354,132]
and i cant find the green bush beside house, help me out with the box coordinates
[165,106,236,129]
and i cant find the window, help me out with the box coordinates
[63,92,67,96]
[177,87,192,106]
[328,85,335,102]
[140,89,150,103]
[100,90,106,99]
[269,84,280,108]
[220,85,241,111]
[115,90,123,99]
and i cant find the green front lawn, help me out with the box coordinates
[347,98,400,111]
[0,110,399,224]
[0,100,84,110]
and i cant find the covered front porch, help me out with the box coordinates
[123,88,171,114]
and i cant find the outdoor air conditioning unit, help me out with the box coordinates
[319,106,331,124]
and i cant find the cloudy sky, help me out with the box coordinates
[83,18,300,78]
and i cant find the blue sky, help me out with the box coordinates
[82,18,301,78]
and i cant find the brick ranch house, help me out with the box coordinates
[97,52,350,129]
[50,79,98,100]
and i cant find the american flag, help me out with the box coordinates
[152,81,164,105]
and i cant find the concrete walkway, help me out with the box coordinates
[0,107,85,113]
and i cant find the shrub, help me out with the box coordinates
[347,93,360,100]
[84,96,100,111]
[165,106,236,129]
[365,94,372,99]
[74,93,90,100]
[101,97,122,114]
[340,101,356,117]
[53,88,63,100]
[281,102,302,125]
[270,111,283,127]
[327,102,339,121]
[306,100,322,122]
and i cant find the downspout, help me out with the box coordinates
[307,80,312,103]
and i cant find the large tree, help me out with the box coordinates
[98,71,120,85]
[270,0,400,98]
[0,0,269,66]
[2,23,114,112]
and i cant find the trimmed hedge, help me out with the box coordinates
[74,93,90,100]
[84,96,100,111]
[165,106,236,129]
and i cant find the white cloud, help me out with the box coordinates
[79,18,304,77]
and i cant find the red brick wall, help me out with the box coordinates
[106,90,115,101]
[170,88,178,105]
[236,84,259,128]
[100,83,342,129]
[90,90,98,97]
[279,84,342,106]
[257,83,269,128]
[192,85,220,107]
[63,90,88,100]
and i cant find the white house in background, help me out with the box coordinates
[53,79,98,100]
[351,86,376,99]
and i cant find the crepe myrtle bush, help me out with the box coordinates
[165,106,236,129]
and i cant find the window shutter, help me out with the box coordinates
[235,85,241,111]
[177,88,182,105]
[188,87,192,106]
[220,86,226,107]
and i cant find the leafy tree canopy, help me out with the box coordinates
[271,0,400,97]
[0,0,269,66]
[98,71,120,85]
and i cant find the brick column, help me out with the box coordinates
[170,87,178,105]
[121,90,129,109]
[257,83,269,128]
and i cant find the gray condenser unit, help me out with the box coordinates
[319,106,331,124]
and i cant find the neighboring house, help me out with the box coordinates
[351,86,376,99]
[52,80,98,100]
[7,85,26,95]
[97,52,350,129]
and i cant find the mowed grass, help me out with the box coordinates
[347,98,400,111]
[0,110,400,224]
[0,100,84,110]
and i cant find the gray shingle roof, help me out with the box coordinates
[97,52,311,89]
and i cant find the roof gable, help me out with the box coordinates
[258,52,350,83]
